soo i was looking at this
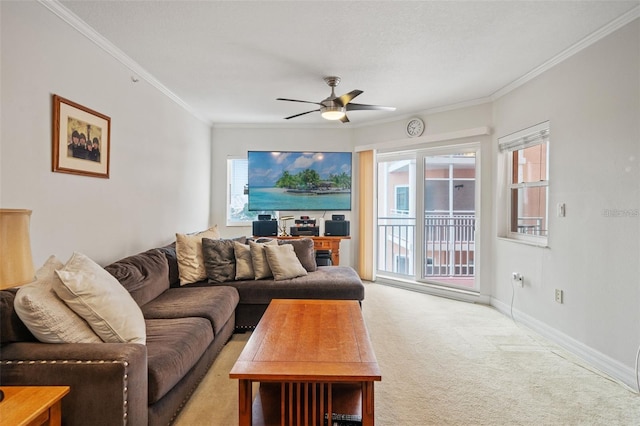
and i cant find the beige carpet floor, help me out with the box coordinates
[174,283,640,425]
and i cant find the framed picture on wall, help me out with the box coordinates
[52,94,111,178]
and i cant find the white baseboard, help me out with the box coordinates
[491,297,639,392]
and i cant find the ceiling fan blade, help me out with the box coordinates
[340,114,350,123]
[336,90,363,107]
[346,103,396,112]
[284,109,320,120]
[277,98,322,106]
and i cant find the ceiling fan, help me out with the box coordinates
[277,76,396,123]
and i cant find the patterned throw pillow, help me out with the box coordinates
[14,256,102,343]
[54,252,146,344]
[202,237,247,283]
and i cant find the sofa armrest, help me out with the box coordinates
[1,342,148,426]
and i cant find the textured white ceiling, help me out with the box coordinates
[59,1,639,125]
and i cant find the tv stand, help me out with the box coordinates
[275,236,350,266]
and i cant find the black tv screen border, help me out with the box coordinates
[247,150,352,212]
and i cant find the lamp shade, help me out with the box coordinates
[0,209,36,289]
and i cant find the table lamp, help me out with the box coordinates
[0,209,36,289]
[278,215,295,236]
[0,209,36,401]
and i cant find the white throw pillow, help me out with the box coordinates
[249,239,277,280]
[264,244,308,281]
[176,226,220,284]
[14,255,102,343]
[54,252,146,344]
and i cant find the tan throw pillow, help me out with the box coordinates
[54,252,146,344]
[176,226,220,284]
[14,256,102,343]
[264,244,308,281]
[278,238,317,272]
[234,241,254,280]
[249,239,277,280]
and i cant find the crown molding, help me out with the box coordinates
[39,1,639,128]
[38,0,211,125]
[492,6,640,100]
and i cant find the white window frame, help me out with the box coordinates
[498,121,550,246]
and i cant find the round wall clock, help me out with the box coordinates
[406,118,425,138]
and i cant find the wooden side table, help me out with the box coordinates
[0,386,70,426]
[274,236,350,265]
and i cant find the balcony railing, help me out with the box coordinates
[377,215,475,280]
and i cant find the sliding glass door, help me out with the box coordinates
[377,146,479,291]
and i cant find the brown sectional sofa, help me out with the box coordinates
[159,240,365,329]
[0,239,365,425]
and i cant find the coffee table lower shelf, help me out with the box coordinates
[251,381,367,426]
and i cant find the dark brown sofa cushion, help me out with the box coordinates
[105,249,169,307]
[157,243,181,287]
[198,266,364,304]
[0,289,36,344]
[145,317,213,404]
[140,286,239,335]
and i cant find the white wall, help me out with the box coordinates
[210,126,355,266]
[492,20,640,386]
[0,2,212,266]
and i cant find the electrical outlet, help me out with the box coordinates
[555,289,563,304]
[512,272,524,287]
[557,203,566,217]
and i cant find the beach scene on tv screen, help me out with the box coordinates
[248,151,352,211]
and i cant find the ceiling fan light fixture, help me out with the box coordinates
[321,106,346,120]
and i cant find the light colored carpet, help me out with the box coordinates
[174,283,640,425]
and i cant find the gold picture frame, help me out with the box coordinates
[52,94,110,178]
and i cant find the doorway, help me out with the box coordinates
[376,145,479,291]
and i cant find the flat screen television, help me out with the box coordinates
[248,151,352,211]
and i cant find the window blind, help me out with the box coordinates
[498,121,550,152]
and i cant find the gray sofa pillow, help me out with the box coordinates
[278,238,317,272]
[203,237,247,283]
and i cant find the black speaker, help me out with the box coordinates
[252,220,278,237]
[258,214,271,221]
[332,214,345,221]
[324,220,350,236]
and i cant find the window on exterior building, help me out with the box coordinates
[227,158,275,226]
[499,121,549,244]
[395,185,409,214]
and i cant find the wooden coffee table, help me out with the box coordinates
[230,299,381,425]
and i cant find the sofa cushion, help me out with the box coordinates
[175,226,220,285]
[202,266,365,304]
[157,243,181,287]
[278,238,317,272]
[54,252,146,344]
[264,244,308,280]
[105,248,170,307]
[249,239,277,279]
[145,317,214,404]
[202,237,247,283]
[14,255,102,343]
[140,286,239,335]
[0,289,36,344]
